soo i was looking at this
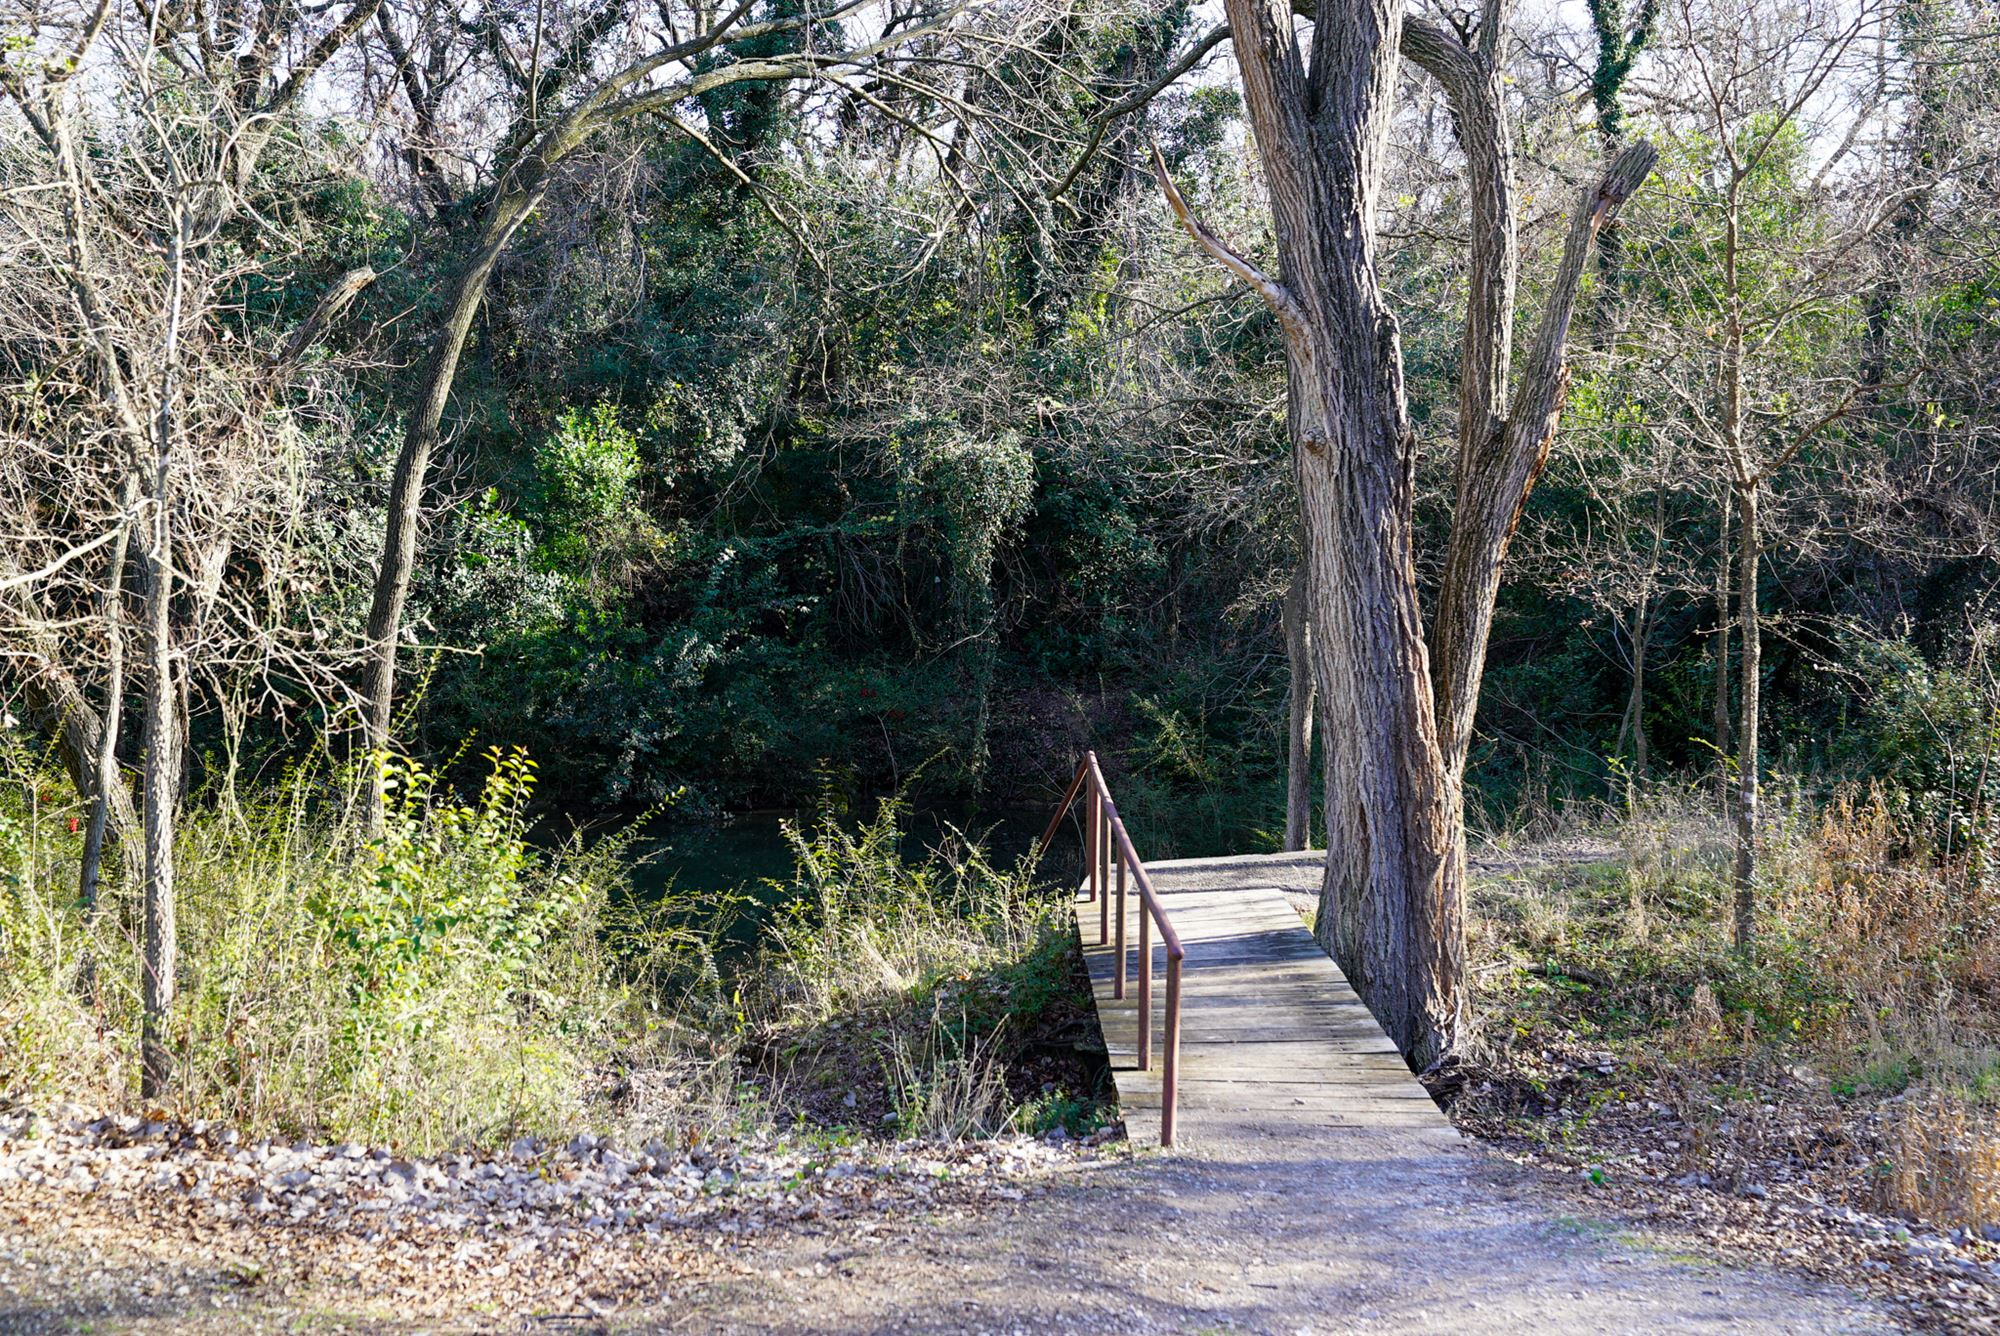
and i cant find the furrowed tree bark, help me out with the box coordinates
[138,216,189,1102]
[1428,138,1659,786]
[1158,0,1461,1065]
[1157,5,1653,1067]
[1283,558,1315,850]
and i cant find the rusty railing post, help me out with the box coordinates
[1113,848,1127,999]
[1098,795,1111,946]
[1085,787,1099,904]
[1045,753,1182,1149]
[1161,952,1182,1147]
[1137,906,1152,1072]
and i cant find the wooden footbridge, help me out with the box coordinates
[1040,754,1450,1147]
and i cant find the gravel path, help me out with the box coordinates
[662,848,1894,1334]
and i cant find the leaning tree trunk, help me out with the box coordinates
[354,53,842,795]
[1283,559,1316,851]
[1426,133,1659,788]
[360,190,545,782]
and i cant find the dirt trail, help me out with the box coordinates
[666,1118,1894,1334]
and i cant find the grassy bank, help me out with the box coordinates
[0,746,1105,1155]
[1452,782,2000,1235]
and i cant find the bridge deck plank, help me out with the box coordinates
[1072,866,1452,1146]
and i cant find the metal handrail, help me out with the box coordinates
[1038,751,1184,1147]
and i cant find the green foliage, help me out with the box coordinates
[538,403,645,541]
[1012,1087,1107,1138]
[318,751,583,1044]
[1841,632,2000,859]
[0,745,707,1154]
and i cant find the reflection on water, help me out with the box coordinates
[622,805,1081,947]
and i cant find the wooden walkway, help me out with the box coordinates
[1075,850,1453,1146]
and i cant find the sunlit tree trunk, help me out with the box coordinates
[1720,184,1760,955]
[1732,481,1761,954]
[1283,559,1315,850]
[137,218,189,1100]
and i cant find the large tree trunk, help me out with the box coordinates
[1207,0,1463,1067]
[1155,0,1651,1068]
[1283,559,1315,851]
[1297,379,1463,1068]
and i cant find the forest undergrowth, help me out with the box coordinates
[0,745,1108,1160]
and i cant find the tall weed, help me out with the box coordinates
[0,745,716,1154]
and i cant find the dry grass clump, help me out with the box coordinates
[878,1010,1014,1142]
[1459,779,2000,1233]
[748,798,1061,1026]
[733,799,1106,1141]
[1876,1089,2000,1233]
